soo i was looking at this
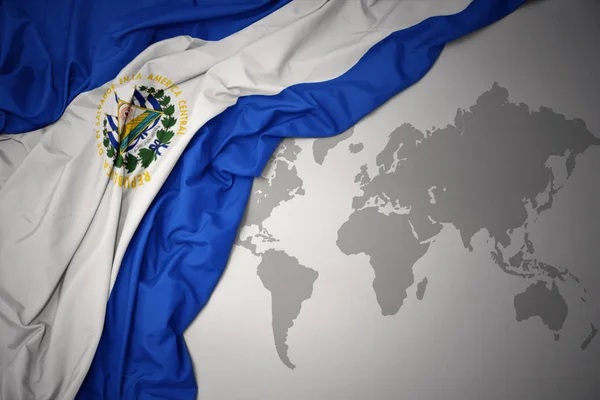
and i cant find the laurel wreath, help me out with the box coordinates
[101,86,177,174]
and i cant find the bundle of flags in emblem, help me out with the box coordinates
[0,0,527,399]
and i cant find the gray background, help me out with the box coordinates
[185,1,600,399]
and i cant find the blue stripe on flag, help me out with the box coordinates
[133,90,147,108]
[146,94,162,112]
[106,115,118,133]
[78,0,526,398]
[0,0,292,134]
[106,115,120,149]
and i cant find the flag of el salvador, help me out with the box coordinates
[0,1,527,399]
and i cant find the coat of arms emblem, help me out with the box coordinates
[101,85,177,173]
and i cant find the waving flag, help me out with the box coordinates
[0,1,526,399]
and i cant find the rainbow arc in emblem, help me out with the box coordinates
[105,87,164,154]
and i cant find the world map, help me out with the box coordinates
[235,83,599,370]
